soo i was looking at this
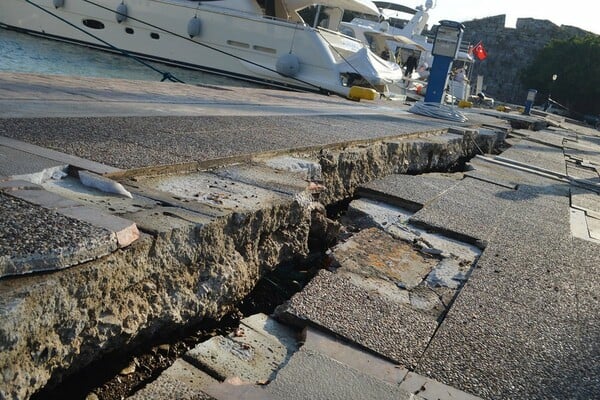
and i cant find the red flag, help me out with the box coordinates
[473,41,487,61]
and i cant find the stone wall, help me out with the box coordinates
[454,15,591,104]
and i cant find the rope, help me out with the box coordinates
[408,101,469,123]
[23,0,185,83]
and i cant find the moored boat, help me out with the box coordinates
[0,0,405,98]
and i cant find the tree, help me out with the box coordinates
[520,34,600,117]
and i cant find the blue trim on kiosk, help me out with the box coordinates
[424,20,464,104]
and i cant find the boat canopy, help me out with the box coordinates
[364,31,426,51]
[284,0,380,15]
[373,0,416,14]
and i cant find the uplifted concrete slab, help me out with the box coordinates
[9,188,139,248]
[277,269,438,368]
[0,191,116,277]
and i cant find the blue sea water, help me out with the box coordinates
[0,27,256,87]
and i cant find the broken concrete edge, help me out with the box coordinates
[408,219,487,250]
[105,128,452,182]
[0,237,118,278]
[272,305,406,369]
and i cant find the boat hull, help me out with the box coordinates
[0,0,366,94]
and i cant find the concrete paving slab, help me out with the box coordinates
[185,314,299,384]
[301,326,408,385]
[211,162,316,196]
[140,171,290,212]
[264,347,413,400]
[276,269,438,368]
[126,359,217,400]
[416,285,583,400]
[0,135,120,175]
[0,145,66,179]
[0,113,447,171]
[510,127,574,149]
[500,140,567,175]
[408,177,510,244]
[466,157,553,190]
[58,205,139,248]
[399,371,482,400]
[358,172,463,212]
[10,185,140,248]
[330,227,438,290]
[0,192,116,277]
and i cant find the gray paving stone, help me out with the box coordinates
[408,177,510,244]
[277,269,438,368]
[264,347,413,400]
[358,172,463,211]
[185,314,299,384]
[500,140,567,175]
[415,285,581,400]
[301,326,408,385]
[126,359,217,400]
[330,227,438,290]
[0,145,66,178]
[399,371,482,400]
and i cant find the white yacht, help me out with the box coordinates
[0,0,404,98]
[340,0,475,101]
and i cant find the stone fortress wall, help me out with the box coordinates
[443,15,591,105]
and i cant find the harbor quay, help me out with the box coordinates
[0,72,599,400]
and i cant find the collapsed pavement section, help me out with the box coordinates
[123,118,600,399]
[0,125,500,400]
